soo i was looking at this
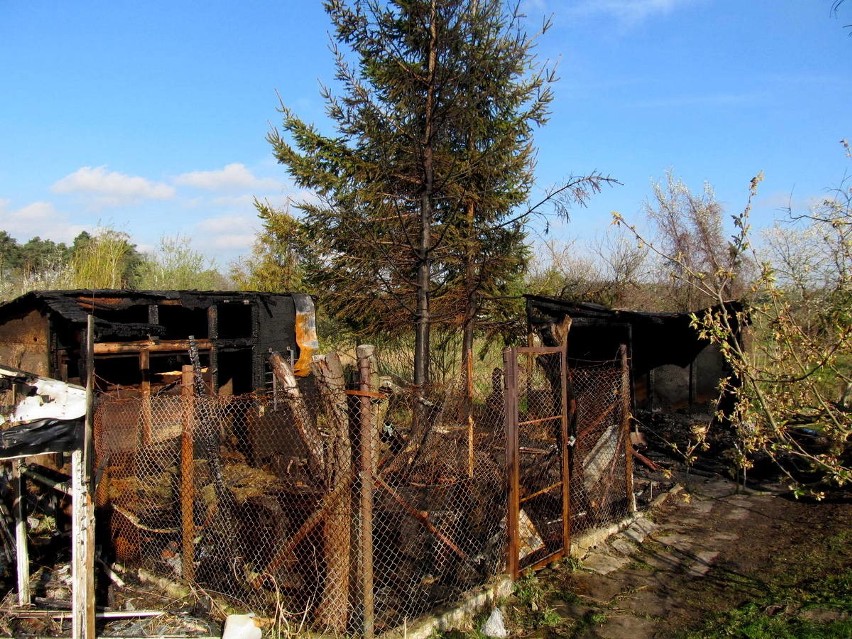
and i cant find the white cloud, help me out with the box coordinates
[569,0,699,26]
[0,200,88,243]
[197,214,258,235]
[193,215,259,254]
[174,163,282,191]
[51,166,175,206]
[755,191,823,215]
[208,233,257,250]
[13,201,57,223]
[211,194,258,209]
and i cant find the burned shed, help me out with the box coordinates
[0,290,317,395]
[526,295,745,413]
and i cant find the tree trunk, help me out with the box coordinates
[413,0,439,389]
[415,225,431,388]
[268,352,325,481]
[461,199,477,407]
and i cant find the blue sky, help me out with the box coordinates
[1,0,849,269]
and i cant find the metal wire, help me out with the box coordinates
[91,350,631,636]
[93,373,507,636]
[568,359,631,537]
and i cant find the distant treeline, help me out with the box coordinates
[0,228,228,302]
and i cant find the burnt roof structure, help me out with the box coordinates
[0,290,317,394]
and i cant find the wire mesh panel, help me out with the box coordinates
[93,351,508,637]
[568,350,633,538]
[94,393,290,604]
[369,381,507,634]
[92,344,632,635]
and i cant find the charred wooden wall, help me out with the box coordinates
[0,309,50,375]
[0,291,313,397]
[526,295,742,414]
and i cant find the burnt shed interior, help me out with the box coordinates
[526,295,745,412]
[0,290,315,396]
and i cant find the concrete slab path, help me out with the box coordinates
[527,471,852,638]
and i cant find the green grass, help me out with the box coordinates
[682,567,852,638]
[685,603,852,639]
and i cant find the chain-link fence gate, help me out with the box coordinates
[503,346,569,579]
[568,345,635,538]
[503,343,635,578]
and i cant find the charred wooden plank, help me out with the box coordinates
[93,339,213,355]
[268,352,325,480]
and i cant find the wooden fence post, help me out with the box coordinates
[13,459,29,606]
[313,353,352,633]
[72,314,95,639]
[140,349,152,446]
[357,345,375,639]
[621,345,636,513]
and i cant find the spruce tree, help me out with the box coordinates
[269,0,605,384]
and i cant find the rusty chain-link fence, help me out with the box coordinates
[568,351,634,538]
[94,349,507,636]
[91,345,633,636]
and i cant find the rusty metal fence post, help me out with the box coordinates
[620,345,636,513]
[180,365,195,583]
[558,347,571,556]
[503,348,520,579]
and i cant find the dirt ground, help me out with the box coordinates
[502,470,852,638]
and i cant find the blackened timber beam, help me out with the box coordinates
[93,339,213,354]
